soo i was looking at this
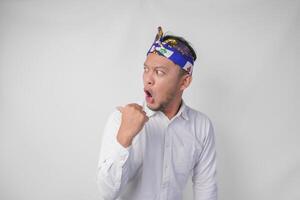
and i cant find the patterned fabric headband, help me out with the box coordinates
[147,27,194,75]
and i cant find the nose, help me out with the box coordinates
[143,71,154,86]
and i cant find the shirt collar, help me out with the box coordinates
[178,100,189,120]
[143,99,189,120]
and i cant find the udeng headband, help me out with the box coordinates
[147,27,194,75]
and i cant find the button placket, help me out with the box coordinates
[161,125,172,190]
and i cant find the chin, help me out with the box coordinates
[146,103,160,111]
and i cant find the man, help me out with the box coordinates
[97,27,217,200]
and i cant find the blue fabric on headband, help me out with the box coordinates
[147,27,194,75]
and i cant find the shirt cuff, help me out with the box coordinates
[110,136,132,166]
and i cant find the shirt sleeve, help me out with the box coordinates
[192,117,218,200]
[96,109,142,199]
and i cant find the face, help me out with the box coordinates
[143,53,186,112]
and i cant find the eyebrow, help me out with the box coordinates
[143,63,168,69]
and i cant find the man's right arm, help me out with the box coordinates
[97,104,147,199]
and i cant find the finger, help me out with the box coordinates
[145,116,149,122]
[128,103,143,110]
[127,103,142,108]
[116,106,124,113]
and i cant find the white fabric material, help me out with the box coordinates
[97,101,217,200]
[1,1,299,200]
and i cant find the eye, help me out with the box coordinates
[156,70,165,76]
[144,67,149,73]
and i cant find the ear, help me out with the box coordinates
[180,75,192,91]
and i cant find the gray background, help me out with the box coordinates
[0,0,299,199]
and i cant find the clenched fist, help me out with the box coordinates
[116,103,149,148]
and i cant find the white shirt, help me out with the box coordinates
[97,100,217,200]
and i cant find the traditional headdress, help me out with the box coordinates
[147,26,195,75]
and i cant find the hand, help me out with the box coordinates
[116,103,149,147]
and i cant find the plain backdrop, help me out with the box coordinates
[0,0,299,199]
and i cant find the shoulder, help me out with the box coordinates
[107,108,121,124]
[185,105,215,143]
[186,105,214,127]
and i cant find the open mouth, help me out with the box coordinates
[144,89,154,104]
[145,89,152,97]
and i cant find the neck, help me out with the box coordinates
[163,98,183,120]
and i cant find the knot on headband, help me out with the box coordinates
[147,26,194,75]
